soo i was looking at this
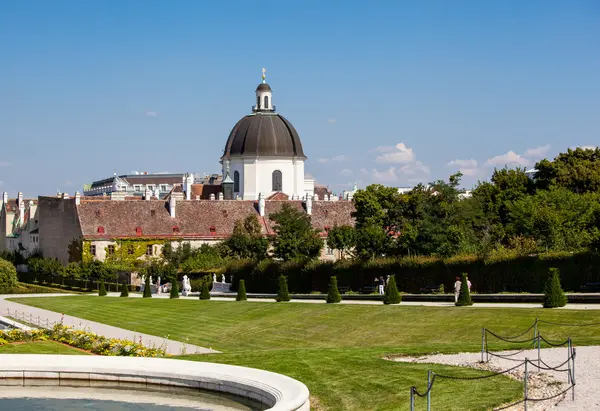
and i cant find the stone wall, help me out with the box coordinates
[38,197,83,264]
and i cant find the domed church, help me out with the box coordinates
[221,69,315,201]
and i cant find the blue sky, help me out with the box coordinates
[1,0,599,197]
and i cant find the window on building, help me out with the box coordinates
[134,185,142,192]
[272,170,282,191]
[234,171,240,192]
[264,95,269,108]
[326,247,334,256]
[146,244,153,256]
[136,226,142,236]
[256,96,260,109]
[90,245,96,256]
[108,245,115,255]
[148,185,154,191]
[160,185,167,192]
[173,226,180,233]
[209,226,216,234]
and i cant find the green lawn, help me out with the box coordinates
[11,296,600,410]
[0,340,90,355]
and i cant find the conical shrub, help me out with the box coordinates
[98,280,107,296]
[276,275,290,302]
[236,279,247,301]
[200,281,211,300]
[543,268,567,308]
[326,276,342,303]
[455,273,473,306]
[120,282,129,297]
[383,275,401,304]
[142,275,152,298]
[170,278,180,299]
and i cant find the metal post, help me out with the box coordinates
[481,328,485,363]
[567,338,572,385]
[533,318,538,349]
[572,348,576,401]
[537,334,541,370]
[427,371,431,411]
[524,358,528,411]
[409,386,415,411]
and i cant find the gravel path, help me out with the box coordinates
[389,345,599,410]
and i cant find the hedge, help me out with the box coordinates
[224,251,600,294]
[17,272,137,293]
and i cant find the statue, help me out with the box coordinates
[230,275,234,284]
[213,273,217,283]
[221,274,226,284]
[156,277,161,294]
[182,275,192,296]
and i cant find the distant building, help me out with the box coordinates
[0,192,40,256]
[525,168,538,180]
[83,173,190,199]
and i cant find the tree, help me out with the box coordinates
[270,203,323,261]
[276,275,290,302]
[142,275,152,298]
[120,282,129,297]
[326,276,341,303]
[236,279,247,301]
[543,268,567,308]
[0,258,18,292]
[383,275,401,305]
[98,280,107,296]
[170,276,180,299]
[200,281,211,300]
[535,147,600,194]
[326,226,356,259]
[455,273,473,306]
[351,184,401,230]
[220,215,269,261]
[355,225,389,259]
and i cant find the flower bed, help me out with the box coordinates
[0,324,166,357]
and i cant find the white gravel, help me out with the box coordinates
[389,345,599,410]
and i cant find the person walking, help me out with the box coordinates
[378,276,385,295]
[454,276,461,303]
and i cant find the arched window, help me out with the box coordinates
[256,96,260,109]
[264,95,269,109]
[272,170,282,192]
[234,171,240,192]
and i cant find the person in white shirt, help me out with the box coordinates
[454,276,461,303]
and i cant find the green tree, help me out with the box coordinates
[276,275,290,302]
[326,226,356,259]
[383,275,401,304]
[535,147,600,194]
[355,225,390,259]
[170,277,180,299]
[200,281,211,300]
[236,279,247,301]
[0,258,18,292]
[455,273,473,306]
[351,184,401,230]
[326,276,342,303]
[270,203,323,261]
[120,282,129,297]
[142,275,152,298]
[543,268,567,308]
[98,280,107,296]
[221,215,269,260]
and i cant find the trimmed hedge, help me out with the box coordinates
[17,272,137,293]
[224,251,600,294]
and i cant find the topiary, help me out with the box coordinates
[276,275,290,302]
[170,277,180,299]
[236,279,247,301]
[543,267,567,308]
[120,282,129,297]
[326,276,341,303]
[98,280,107,296]
[142,275,152,298]
[0,258,18,292]
[455,273,473,306]
[200,281,211,300]
[383,275,401,304]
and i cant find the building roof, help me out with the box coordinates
[256,83,272,92]
[222,112,306,159]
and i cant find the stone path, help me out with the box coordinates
[0,294,217,355]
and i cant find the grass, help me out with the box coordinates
[3,282,77,295]
[10,296,600,410]
[0,341,90,355]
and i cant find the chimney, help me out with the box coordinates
[62,192,70,199]
[183,173,194,201]
[258,193,265,217]
[195,195,200,200]
[1,192,7,208]
[144,189,151,200]
[209,193,215,200]
[18,192,24,212]
[218,192,224,201]
[75,191,81,205]
[306,195,313,215]
[312,193,318,201]
[169,194,176,218]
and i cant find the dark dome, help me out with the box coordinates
[256,83,272,92]
[222,113,306,158]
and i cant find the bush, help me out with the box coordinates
[142,276,152,298]
[236,279,247,301]
[98,280,107,296]
[543,268,567,308]
[455,273,473,306]
[383,275,401,305]
[200,281,211,300]
[120,282,129,297]
[170,278,180,299]
[326,276,341,303]
[276,275,290,302]
[0,258,18,292]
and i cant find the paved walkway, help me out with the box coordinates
[0,294,217,355]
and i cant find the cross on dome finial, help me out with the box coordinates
[261,67,266,84]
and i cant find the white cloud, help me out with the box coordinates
[370,145,396,153]
[578,145,597,150]
[485,151,530,167]
[371,167,400,183]
[317,155,349,164]
[459,168,479,177]
[327,118,337,124]
[400,161,430,176]
[448,159,478,168]
[524,144,551,159]
[145,111,158,117]
[375,143,415,164]
[0,161,11,167]
[340,168,353,177]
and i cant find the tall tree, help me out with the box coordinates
[221,215,269,260]
[535,147,600,194]
[326,225,356,259]
[269,203,323,261]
